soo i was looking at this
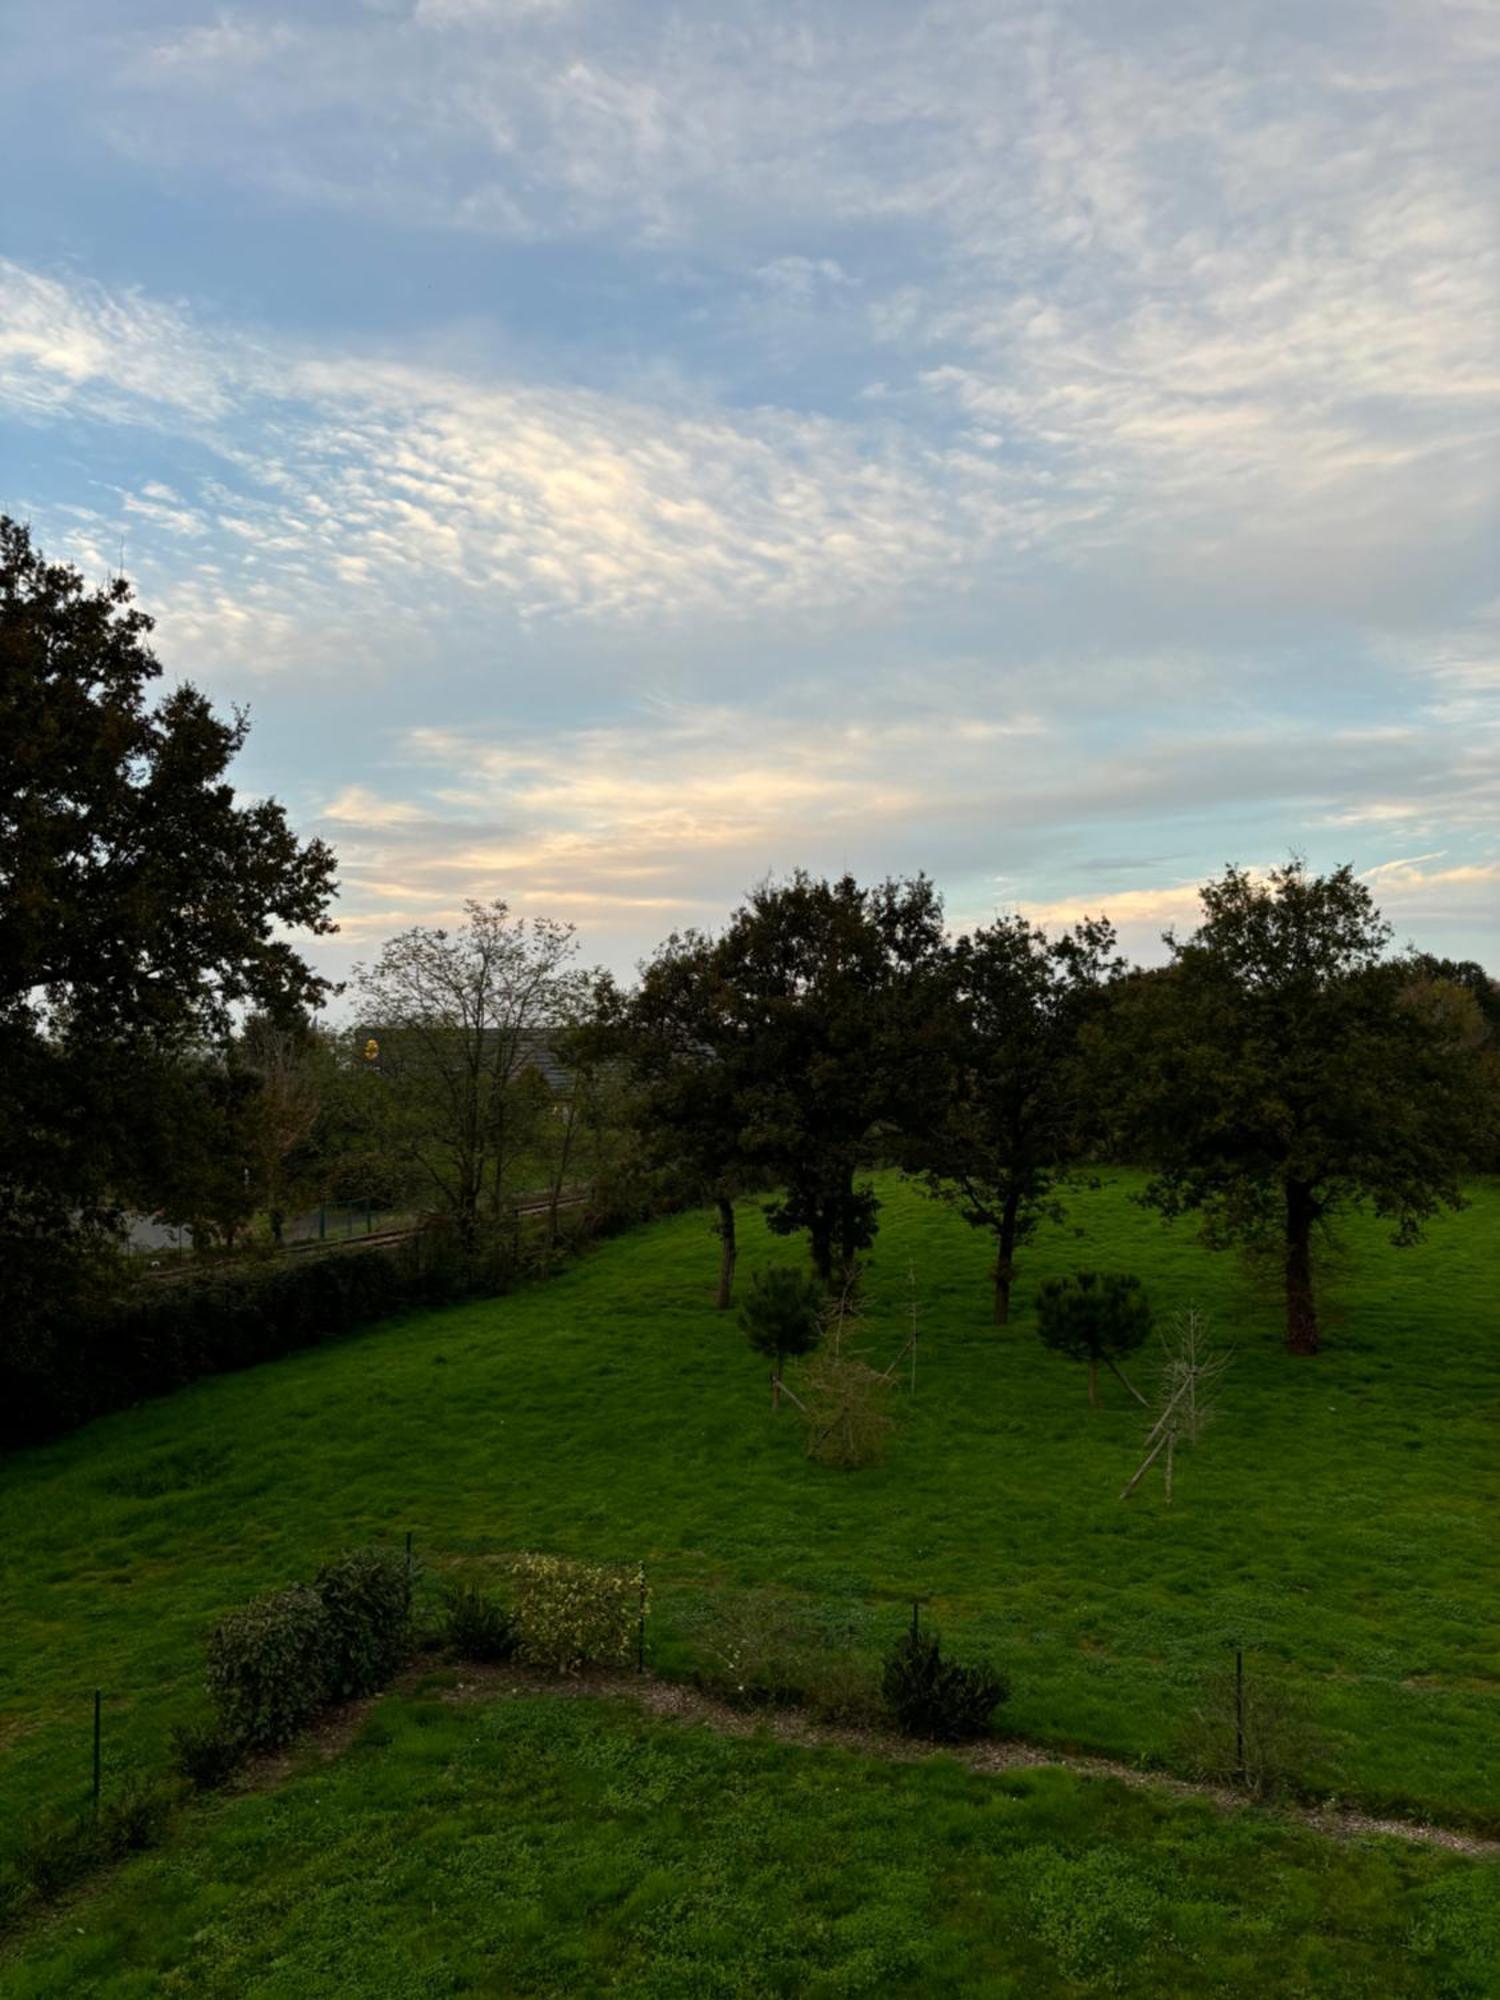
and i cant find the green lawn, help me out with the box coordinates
[3,1171,1499,1861]
[8,1689,1499,1997]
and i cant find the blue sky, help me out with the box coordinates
[4,0,1498,979]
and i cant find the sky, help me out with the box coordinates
[3,0,1498,983]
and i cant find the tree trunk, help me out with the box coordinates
[994,1189,1020,1325]
[714,1195,737,1310]
[837,1178,859,1281]
[1284,1178,1320,1355]
[809,1205,834,1286]
[1087,1358,1099,1407]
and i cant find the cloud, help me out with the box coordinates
[4,1,1497,970]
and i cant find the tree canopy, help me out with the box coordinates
[0,518,337,1322]
[1100,861,1495,1353]
[710,872,947,1281]
[913,913,1120,1323]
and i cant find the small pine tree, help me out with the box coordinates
[1037,1271,1151,1406]
[739,1266,824,1409]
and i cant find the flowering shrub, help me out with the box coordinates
[509,1555,646,1673]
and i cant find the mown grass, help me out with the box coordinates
[2,1171,1498,1860]
[8,1689,1500,1998]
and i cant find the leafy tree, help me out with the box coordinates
[626,930,753,1307]
[353,901,587,1251]
[914,913,1119,1324]
[739,1264,824,1409]
[1036,1271,1152,1406]
[711,872,947,1283]
[1101,861,1495,1354]
[0,518,336,1324]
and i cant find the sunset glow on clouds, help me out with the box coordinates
[3,0,1497,972]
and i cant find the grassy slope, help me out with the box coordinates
[8,1690,1498,1998]
[3,1173,1498,1851]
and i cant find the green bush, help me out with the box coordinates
[881,1624,1008,1741]
[441,1581,518,1663]
[205,1584,335,1750]
[170,1716,245,1792]
[511,1555,645,1673]
[314,1547,413,1698]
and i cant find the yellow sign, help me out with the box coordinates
[363,1038,380,1062]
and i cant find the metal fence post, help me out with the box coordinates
[92,1689,102,1817]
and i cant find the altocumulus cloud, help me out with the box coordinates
[1,0,1496,969]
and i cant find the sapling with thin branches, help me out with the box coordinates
[1120,1304,1232,1503]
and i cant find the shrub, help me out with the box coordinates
[881,1622,1008,1741]
[205,1583,335,1750]
[687,1587,878,1720]
[171,1716,245,1792]
[510,1555,645,1673]
[314,1547,413,1698]
[98,1782,172,1855]
[1037,1271,1152,1406]
[13,1810,101,1902]
[1176,1652,1325,1799]
[12,1782,174,1908]
[441,1581,518,1663]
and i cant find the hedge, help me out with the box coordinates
[2,1186,663,1451]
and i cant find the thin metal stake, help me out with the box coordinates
[92,1689,102,1817]
[1234,1646,1246,1784]
[637,1570,647,1674]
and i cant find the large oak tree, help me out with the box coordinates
[914,913,1120,1324]
[710,872,947,1284]
[1102,861,1494,1354]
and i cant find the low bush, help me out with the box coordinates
[11,1782,175,1911]
[441,1581,518,1663]
[171,1716,245,1792]
[315,1547,413,1697]
[13,1809,101,1903]
[1176,1653,1325,1799]
[686,1588,881,1722]
[510,1555,646,1673]
[881,1623,1008,1741]
[205,1584,335,1750]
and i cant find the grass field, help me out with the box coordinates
[8,1688,1499,1997]
[3,1170,1498,1867]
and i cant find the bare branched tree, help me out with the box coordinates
[1120,1305,1232,1504]
[354,901,587,1249]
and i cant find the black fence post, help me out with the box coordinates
[405,1531,415,1616]
[92,1689,102,1817]
[1234,1645,1246,1784]
[637,1569,647,1674]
